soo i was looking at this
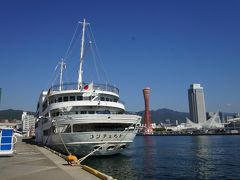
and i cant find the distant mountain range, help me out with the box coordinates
[0,109,34,122]
[137,108,189,124]
[0,108,189,124]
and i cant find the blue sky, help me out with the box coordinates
[0,0,240,113]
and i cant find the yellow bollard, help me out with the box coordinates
[65,154,79,165]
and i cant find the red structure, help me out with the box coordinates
[143,87,153,134]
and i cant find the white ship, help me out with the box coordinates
[35,19,141,156]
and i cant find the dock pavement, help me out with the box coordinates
[0,137,101,180]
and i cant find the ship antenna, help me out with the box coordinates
[78,18,87,90]
[59,58,66,91]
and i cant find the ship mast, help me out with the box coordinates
[78,18,86,90]
[59,58,66,91]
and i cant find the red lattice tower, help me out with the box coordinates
[143,87,153,134]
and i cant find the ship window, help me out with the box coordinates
[63,96,68,102]
[57,124,71,133]
[114,99,117,102]
[58,97,62,102]
[73,124,86,132]
[80,111,87,114]
[96,110,110,114]
[106,98,109,101]
[110,99,113,102]
[83,96,89,100]
[49,98,54,104]
[63,124,71,133]
[100,97,105,101]
[77,96,83,101]
[88,111,95,114]
[73,123,133,132]
[70,96,75,101]
[89,96,95,100]
[75,112,78,114]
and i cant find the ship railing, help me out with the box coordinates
[49,82,119,95]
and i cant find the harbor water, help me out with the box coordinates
[84,135,240,180]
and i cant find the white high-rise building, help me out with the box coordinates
[22,112,35,135]
[188,84,207,124]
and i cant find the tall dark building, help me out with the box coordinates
[188,84,206,124]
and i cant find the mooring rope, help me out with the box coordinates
[54,118,72,156]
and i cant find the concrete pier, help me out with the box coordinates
[0,137,100,180]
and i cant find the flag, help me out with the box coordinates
[83,82,93,91]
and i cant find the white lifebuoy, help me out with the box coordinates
[13,135,18,145]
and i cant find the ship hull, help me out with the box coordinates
[35,114,141,156]
[46,131,136,156]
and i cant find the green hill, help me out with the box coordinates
[137,108,189,124]
[0,109,34,121]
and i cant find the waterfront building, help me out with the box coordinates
[234,113,240,118]
[207,112,216,119]
[21,112,35,136]
[188,84,207,124]
[219,112,225,123]
[207,112,225,123]
[226,115,234,121]
[0,120,17,129]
